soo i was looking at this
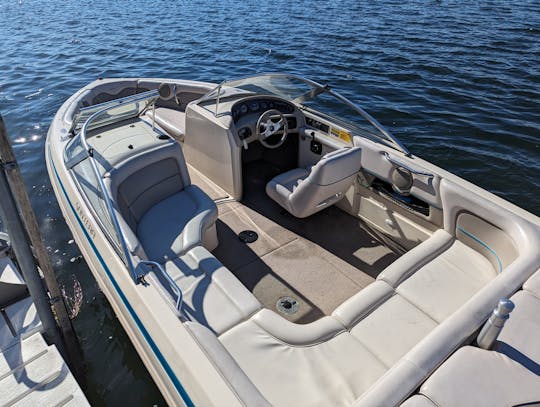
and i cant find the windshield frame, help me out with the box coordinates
[199,73,408,154]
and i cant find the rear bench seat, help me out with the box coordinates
[401,269,540,407]
[183,180,540,407]
[214,229,500,406]
[106,138,540,406]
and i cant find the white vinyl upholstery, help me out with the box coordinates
[496,288,540,369]
[415,346,540,407]
[523,268,540,298]
[402,276,540,407]
[137,185,218,261]
[146,107,186,142]
[104,141,218,261]
[219,309,388,407]
[215,225,510,407]
[184,322,271,406]
[163,246,262,335]
[390,239,497,322]
[266,146,362,218]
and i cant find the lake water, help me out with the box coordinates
[0,0,538,405]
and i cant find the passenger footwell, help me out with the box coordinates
[189,162,400,324]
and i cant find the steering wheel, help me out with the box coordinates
[256,109,288,149]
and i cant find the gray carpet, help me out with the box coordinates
[188,161,400,324]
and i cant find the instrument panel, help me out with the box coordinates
[232,97,295,122]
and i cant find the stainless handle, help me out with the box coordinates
[140,260,183,311]
[382,151,434,179]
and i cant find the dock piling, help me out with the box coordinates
[0,114,84,381]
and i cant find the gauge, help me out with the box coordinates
[260,101,267,109]
[238,127,252,140]
[250,101,259,112]
[268,101,274,108]
[240,104,248,114]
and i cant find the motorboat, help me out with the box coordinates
[46,73,540,406]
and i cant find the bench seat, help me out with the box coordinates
[146,107,186,142]
[405,346,540,407]
[209,229,500,407]
[162,246,262,335]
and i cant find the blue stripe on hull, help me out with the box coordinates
[48,146,195,407]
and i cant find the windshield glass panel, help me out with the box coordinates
[72,90,159,133]
[201,73,406,153]
[300,92,390,144]
[202,74,315,103]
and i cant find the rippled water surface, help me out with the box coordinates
[1,0,539,405]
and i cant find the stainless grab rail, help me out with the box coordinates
[140,260,183,311]
[78,91,182,305]
[382,151,434,179]
[80,109,142,284]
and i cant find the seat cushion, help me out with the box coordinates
[265,168,309,213]
[349,293,438,367]
[137,185,217,261]
[163,247,262,335]
[496,290,540,369]
[147,107,186,141]
[418,346,540,407]
[184,322,271,406]
[376,229,454,288]
[378,229,498,323]
[395,239,498,322]
[220,309,388,407]
[523,268,540,298]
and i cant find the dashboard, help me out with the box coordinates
[232,97,295,122]
[232,96,300,144]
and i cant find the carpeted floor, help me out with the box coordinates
[188,161,399,324]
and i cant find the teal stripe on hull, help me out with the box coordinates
[457,226,503,273]
[48,146,195,407]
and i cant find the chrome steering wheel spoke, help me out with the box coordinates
[256,109,288,149]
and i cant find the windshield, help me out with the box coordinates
[201,73,407,153]
[203,74,315,101]
[71,90,159,133]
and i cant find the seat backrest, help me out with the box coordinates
[308,146,363,186]
[289,146,362,217]
[104,142,191,232]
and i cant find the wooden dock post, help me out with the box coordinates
[0,114,84,381]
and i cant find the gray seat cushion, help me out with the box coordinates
[266,146,362,218]
[137,184,217,262]
[147,107,186,142]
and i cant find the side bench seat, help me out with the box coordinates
[163,246,262,335]
[209,229,499,407]
[146,107,186,142]
[375,229,497,322]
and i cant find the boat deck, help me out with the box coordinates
[189,161,399,323]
